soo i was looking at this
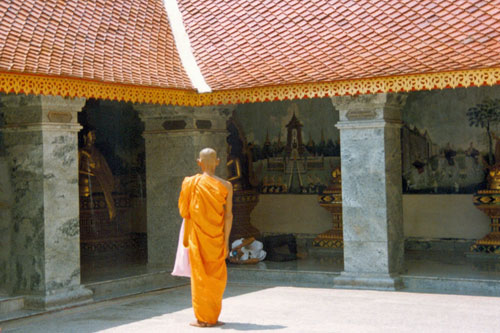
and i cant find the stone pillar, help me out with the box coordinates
[0,94,92,309]
[0,119,13,295]
[136,104,233,266]
[331,93,407,290]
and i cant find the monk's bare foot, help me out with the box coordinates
[190,320,208,327]
[190,320,224,327]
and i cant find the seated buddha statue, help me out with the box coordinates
[227,157,245,191]
[79,130,116,220]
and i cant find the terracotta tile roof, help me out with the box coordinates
[0,0,193,90]
[1,0,499,94]
[178,0,500,91]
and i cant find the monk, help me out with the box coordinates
[178,148,233,327]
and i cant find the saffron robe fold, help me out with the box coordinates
[179,174,228,324]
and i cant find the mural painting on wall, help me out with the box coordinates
[231,98,340,194]
[401,86,500,194]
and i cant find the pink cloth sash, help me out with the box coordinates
[171,219,191,278]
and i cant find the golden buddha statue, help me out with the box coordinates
[471,134,500,253]
[487,168,500,190]
[227,157,243,191]
[226,118,261,243]
[79,130,116,220]
[331,168,342,190]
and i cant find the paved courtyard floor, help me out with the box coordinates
[2,283,500,333]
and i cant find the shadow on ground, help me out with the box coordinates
[2,284,276,333]
[222,322,287,331]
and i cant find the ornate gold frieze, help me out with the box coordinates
[207,68,500,105]
[0,71,199,106]
[0,68,499,106]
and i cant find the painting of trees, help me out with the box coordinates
[467,98,500,165]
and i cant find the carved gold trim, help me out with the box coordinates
[0,68,499,106]
[0,71,199,106]
[205,68,500,105]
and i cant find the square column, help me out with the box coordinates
[0,135,13,295]
[0,95,92,309]
[136,104,233,266]
[331,93,407,290]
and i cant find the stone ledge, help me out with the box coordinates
[228,267,339,288]
[0,296,24,314]
[334,272,403,291]
[405,238,475,252]
[24,286,93,311]
[402,275,500,297]
[85,270,187,301]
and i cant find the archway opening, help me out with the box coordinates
[78,99,147,283]
[226,98,343,276]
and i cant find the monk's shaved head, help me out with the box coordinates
[199,148,217,162]
[197,148,220,172]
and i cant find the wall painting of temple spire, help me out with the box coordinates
[401,86,500,194]
[232,98,340,194]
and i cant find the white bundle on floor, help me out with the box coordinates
[231,238,266,262]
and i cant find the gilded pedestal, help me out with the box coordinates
[314,169,343,248]
[471,190,500,253]
[230,189,260,243]
[314,191,343,248]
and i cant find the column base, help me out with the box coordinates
[334,272,403,291]
[24,286,93,310]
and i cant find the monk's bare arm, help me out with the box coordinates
[223,181,234,252]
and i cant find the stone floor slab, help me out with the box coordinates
[3,284,500,332]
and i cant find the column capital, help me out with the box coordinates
[331,93,407,127]
[0,95,85,132]
[134,104,234,135]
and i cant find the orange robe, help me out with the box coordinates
[178,174,229,324]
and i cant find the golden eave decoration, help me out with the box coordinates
[1,68,500,106]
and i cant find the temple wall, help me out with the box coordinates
[251,194,332,234]
[403,195,489,239]
[240,87,500,247]
[250,194,490,241]
[401,86,500,194]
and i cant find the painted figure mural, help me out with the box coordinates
[402,86,500,194]
[233,98,340,194]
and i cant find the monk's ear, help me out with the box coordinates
[196,159,202,167]
[215,158,220,166]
